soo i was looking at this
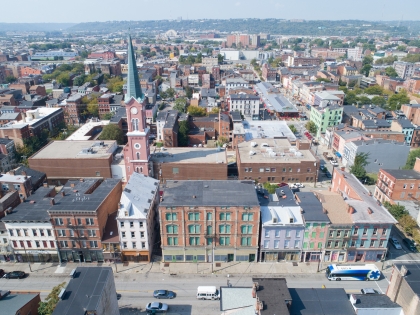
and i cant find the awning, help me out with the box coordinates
[335,152,342,158]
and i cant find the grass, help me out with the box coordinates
[366,173,378,182]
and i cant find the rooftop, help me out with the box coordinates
[255,82,299,113]
[30,140,117,159]
[253,278,291,315]
[243,120,296,142]
[296,192,330,222]
[52,267,115,315]
[65,120,110,141]
[150,147,227,164]
[101,211,119,243]
[394,263,420,297]
[118,172,159,220]
[237,138,316,164]
[220,287,255,315]
[315,191,353,224]
[0,292,39,315]
[289,288,355,315]
[382,169,420,180]
[350,294,401,309]
[0,107,62,129]
[161,180,259,207]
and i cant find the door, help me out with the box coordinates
[193,256,197,263]
[171,255,176,262]
[227,254,234,262]
[356,252,363,262]
[248,254,255,262]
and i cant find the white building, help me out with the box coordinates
[117,172,159,262]
[349,294,402,315]
[0,222,13,262]
[228,94,260,117]
[347,47,363,61]
[393,61,415,79]
[225,77,249,92]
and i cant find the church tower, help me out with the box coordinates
[123,33,150,181]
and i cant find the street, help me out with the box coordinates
[0,269,391,315]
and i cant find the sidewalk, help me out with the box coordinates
[0,259,387,277]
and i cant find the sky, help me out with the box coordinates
[4,0,420,23]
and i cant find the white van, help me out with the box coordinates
[196,286,220,300]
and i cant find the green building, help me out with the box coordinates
[310,104,343,138]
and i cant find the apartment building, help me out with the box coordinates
[48,178,122,263]
[117,173,159,262]
[228,94,259,117]
[393,61,415,79]
[296,192,330,263]
[159,180,260,263]
[310,104,344,138]
[259,187,304,262]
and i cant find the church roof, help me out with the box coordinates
[125,33,143,103]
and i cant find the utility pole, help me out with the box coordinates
[22,241,32,272]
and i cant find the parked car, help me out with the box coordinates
[403,238,418,252]
[0,269,4,278]
[293,183,304,188]
[153,290,176,299]
[3,271,26,279]
[361,288,379,294]
[277,182,288,187]
[325,172,332,178]
[146,302,169,313]
[390,237,402,250]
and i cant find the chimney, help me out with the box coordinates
[50,198,55,205]
[70,183,75,188]
[43,182,48,188]
[21,170,27,177]
[79,178,84,182]
[61,191,65,197]
[367,207,373,214]
[347,205,355,214]
[400,265,408,276]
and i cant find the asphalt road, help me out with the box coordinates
[0,271,391,315]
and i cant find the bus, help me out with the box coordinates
[325,264,381,281]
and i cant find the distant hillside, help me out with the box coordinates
[66,19,417,36]
[0,23,76,32]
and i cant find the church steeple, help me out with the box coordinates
[125,32,143,103]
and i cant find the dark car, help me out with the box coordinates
[403,238,418,252]
[325,172,332,178]
[3,271,26,279]
[0,269,4,278]
[153,289,176,299]
[146,302,168,313]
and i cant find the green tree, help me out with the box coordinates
[402,54,420,63]
[362,55,373,66]
[187,106,206,117]
[98,124,124,144]
[399,215,418,235]
[289,124,298,133]
[385,66,398,77]
[263,182,277,194]
[38,282,67,315]
[185,86,193,99]
[173,98,187,113]
[350,152,369,180]
[305,121,317,134]
[210,107,220,114]
[375,55,397,65]
[166,88,175,98]
[5,75,17,83]
[403,148,420,169]
[250,58,258,67]
[357,96,372,105]
[360,64,372,77]
[195,52,203,63]
[344,91,358,105]
[364,85,384,95]
[316,78,331,83]
[217,54,224,64]
[383,202,409,220]
[178,120,189,147]
[56,72,70,86]
[73,75,86,86]
[159,90,167,100]
[86,103,99,117]
[387,89,410,111]
[102,113,113,120]
[371,96,387,107]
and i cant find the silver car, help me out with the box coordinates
[146,302,169,313]
[390,237,402,250]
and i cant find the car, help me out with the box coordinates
[403,238,418,252]
[361,288,380,294]
[325,172,332,178]
[277,182,288,187]
[293,183,305,188]
[390,237,402,250]
[289,184,299,189]
[153,289,176,299]
[0,269,4,278]
[146,302,169,313]
[3,271,26,279]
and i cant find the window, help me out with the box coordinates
[60,241,68,248]
[327,241,332,248]
[373,228,377,235]
[275,230,280,237]
[206,212,212,220]
[241,225,252,234]
[23,229,28,236]
[220,212,231,220]
[87,230,96,237]
[81,241,87,248]
[362,228,368,235]
[329,231,334,237]
[360,240,365,247]
[130,221,134,228]
[172,167,179,174]
[40,230,45,237]
[122,231,126,238]
[382,228,387,235]
[16,229,21,237]
[77,218,82,225]
[132,242,136,249]
[86,218,94,225]
[353,228,359,235]
[334,241,340,248]
[260,168,264,173]
[189,225,200,233]
[207,225,213,235]
[271,168,276,172]
[319,232,324,238]
[140,231,144,238]
[242,213,253,221]
[344,230,350,237]
[96,172,100,176]
[311,232,316,238]
[351,240,356,247]
[90,241,98,248]
[336,230,342,237]
[286,230,291,238]
[26,241,32,248]
[263,240,269,248]
[166,225,178,234]
[296,230,301,238]
[142,242,146,249]
[131,231,135,238]
[31,229,37,236]
[55,218,63,226]
[370,240,375,247]
[219,225,231,233]
[69,230,74,237]
[50,241,55,248]
[219,237,230,246]
[67,218,72,225]
[207,238,213,245]
[188,213,200,221]
[189,237,200,245]
[249,168,252,172]
[294,240,300,248]
[289,167,293,172]
[123,242,127,249]
[242,237,252,246]
[284,240,290,248]
[58,230,66,237]
[265,168,270,172]
[379,240,384,247]
[165,213,177,220]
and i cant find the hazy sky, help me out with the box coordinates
[4,0,419,23]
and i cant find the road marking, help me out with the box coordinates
[374,281,384,293]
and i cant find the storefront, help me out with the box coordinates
[59,250,104,263]
[261,251,301,262]
[15,250,59,263]
[324,250,347,262]
[121,250,150,262]
[347,249,385,262]
[301,251,323,262]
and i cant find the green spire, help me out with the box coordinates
[125,32,143,103]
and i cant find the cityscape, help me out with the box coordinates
[1,2,420,314]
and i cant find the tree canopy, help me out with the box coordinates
[385,66,398,77]
[38,282,67,315]
[187,106,207,117]
[98,124,124,144]
[173,98,187,113]
[350,152,369,180]
[387,89,410,111]
[178,120,189,147]
[403,148,420,169]
[305,121,317,134]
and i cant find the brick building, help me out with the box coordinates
[0,292,41,315]
[62,93,85,125]
[159,180,260,262]
[236,139,319,184]
[49,178,122,263]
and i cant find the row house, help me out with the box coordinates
[117,173,159,262]
[63,93,86,125]
[259,188,304,262]
[261,63,277,82]
[159,180,260,263]
[403,77,420,94]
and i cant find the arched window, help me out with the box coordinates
[131,118,139,131]
[136,167,140,173]
[136,152,140,160]
[140,167,143,173]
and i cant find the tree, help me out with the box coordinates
[217,54,224,64]
[362,55,373,66]
[210,107,220,114]
[195,52,203,63]
[364,85,384,95]
[357,96,371,105]
[73,75,86,86]
[102,113,113,120]
[371,96,387,107]
[383,202,409,220]
[107,76,124,93]
[305,121,317,134]
[344,91,358,105]
[187,106,206,117]
[5,75,17,83]
[263,182,277,194]
[403,148,420,169]
[399,215,418,235]
[360,64,372,77]
[385,66,398,77]
[316,78,331,83]
[388,90,410,111]
[402,54,420,63]
[250,58,258,67]
[56,72,70,86]
[350,152,369,180]
[86,103,99,117]
[185,86,193,99]
[166,88,175,98]
[178,120,189,147]
[159,90,167,100]
[38,282,66,315]
[98,124,124,145]
[173,98,187,113]
[289,124,298,134]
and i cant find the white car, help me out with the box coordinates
[390,237,402,250]
[293,183,305,188]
